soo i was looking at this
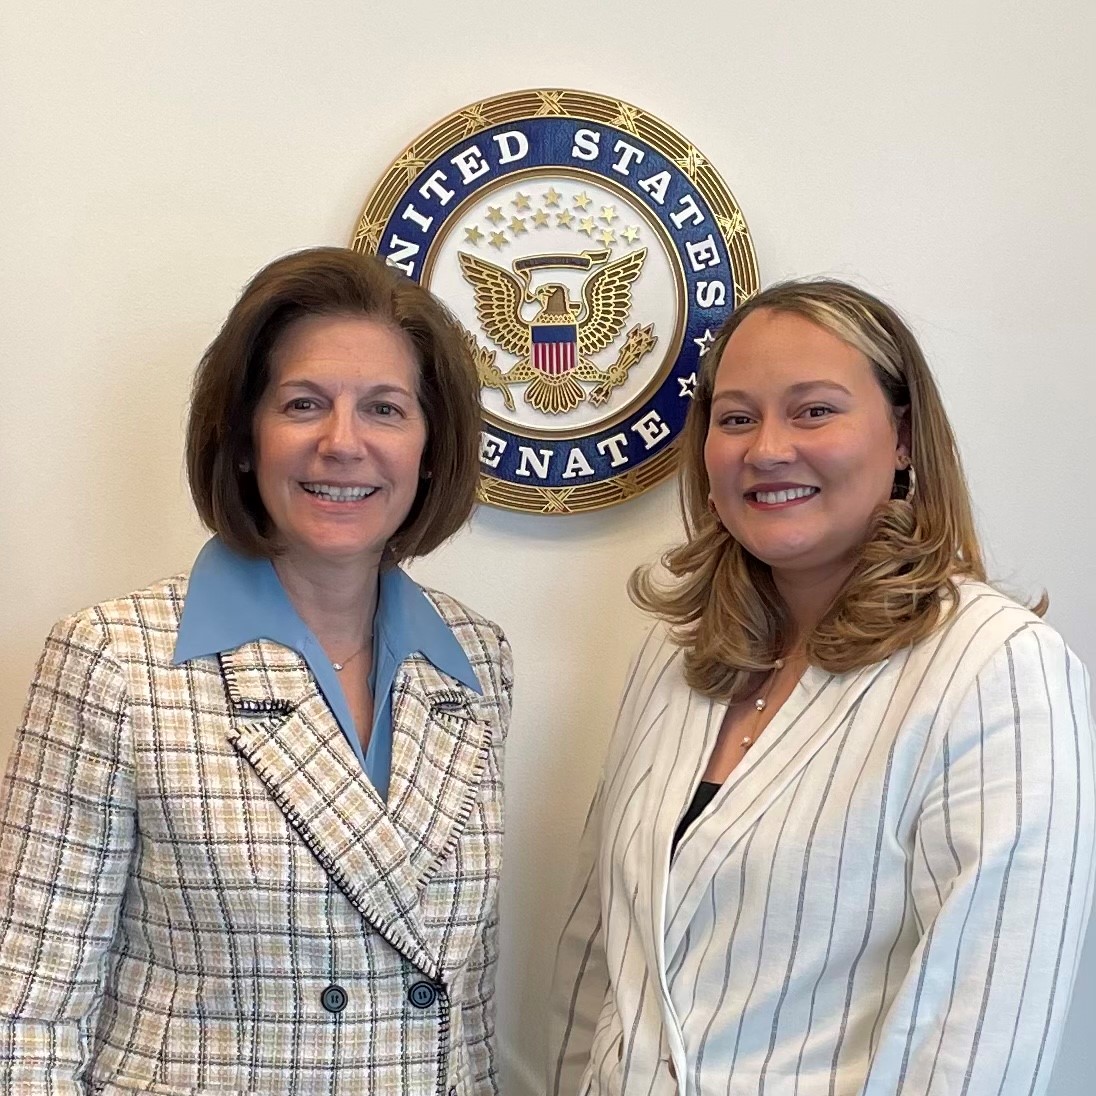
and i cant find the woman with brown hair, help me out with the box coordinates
[0,247,511,1094]
[548,279,1094,1095]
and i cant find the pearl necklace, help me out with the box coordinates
[740,657,786,752]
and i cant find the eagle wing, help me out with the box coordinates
[578,247,648,356]
[457,251,529,357]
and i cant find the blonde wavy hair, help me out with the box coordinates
[630,278,1038,701]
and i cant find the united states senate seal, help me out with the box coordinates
[352,89,758,514]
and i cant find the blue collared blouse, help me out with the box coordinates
[173,537,480,801]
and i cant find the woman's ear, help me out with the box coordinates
[894,405,912,467]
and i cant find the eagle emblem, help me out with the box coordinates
[458,247,658,414]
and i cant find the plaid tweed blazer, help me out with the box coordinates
[0,571,512,1095]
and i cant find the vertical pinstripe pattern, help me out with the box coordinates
[0,573,512,1094]
[547,582,1096,1095]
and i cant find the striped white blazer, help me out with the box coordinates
[0,573,511,1095]
[548,582,1095,1096]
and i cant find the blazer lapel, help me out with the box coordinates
[219,642,441,982]
[664,659,889,955]
[385,656,489,887]
[641,677,726,1004]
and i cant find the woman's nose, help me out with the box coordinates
[744,419,796,468]
[317,405,362,459]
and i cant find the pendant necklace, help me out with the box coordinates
[332,640,372,673]
[740,657,785,752]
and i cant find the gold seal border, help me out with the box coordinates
[351,88,759,515]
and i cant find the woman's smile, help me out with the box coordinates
[743,482,821,508]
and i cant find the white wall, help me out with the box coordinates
[2,2,1093,1091]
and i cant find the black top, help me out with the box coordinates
[672,780,722,855]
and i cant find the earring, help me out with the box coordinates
[238,459,251,473]
[905,464,917,503]
[893,462,917,501]
[890,453,916,502]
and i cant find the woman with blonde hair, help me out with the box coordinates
[548,279,1094,1095]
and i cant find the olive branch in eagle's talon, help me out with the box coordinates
[463,329,517,413]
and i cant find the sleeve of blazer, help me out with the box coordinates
[860,621,1096,1096]
[546,626,666,1096]
[0,611,137,1092]
[462,630,513,1096]
[546,771,612,1096]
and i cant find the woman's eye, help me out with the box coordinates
[286,397,318,412]
[372,402,402,417]
[802,405,833,419]
[718,413,754,427]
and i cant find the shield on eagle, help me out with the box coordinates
[530,322,578,376]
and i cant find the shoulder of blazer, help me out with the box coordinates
[897,578,1056,701]
[620,622,686,704]
[934,579,1047,655]
[52,572,191,664]
[29,575,195,751]
[417,585,513,717]
[603,623,689,758]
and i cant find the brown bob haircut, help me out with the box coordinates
[186,246,481,563]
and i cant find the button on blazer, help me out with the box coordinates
[548,582,1095,1096]
[0,573,512,1095]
